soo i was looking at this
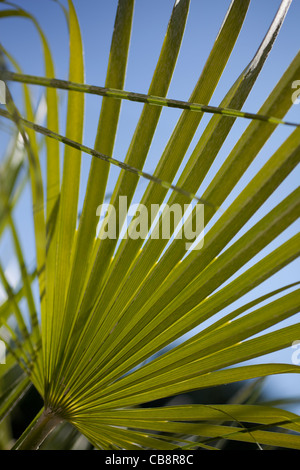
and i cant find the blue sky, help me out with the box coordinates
[0,0,300,412]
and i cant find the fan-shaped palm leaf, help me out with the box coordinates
[0,0,299,450]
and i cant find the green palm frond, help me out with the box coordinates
[0,0,299,451]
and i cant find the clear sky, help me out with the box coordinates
[0,0,300,412]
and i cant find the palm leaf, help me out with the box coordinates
[0,0,299,450]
